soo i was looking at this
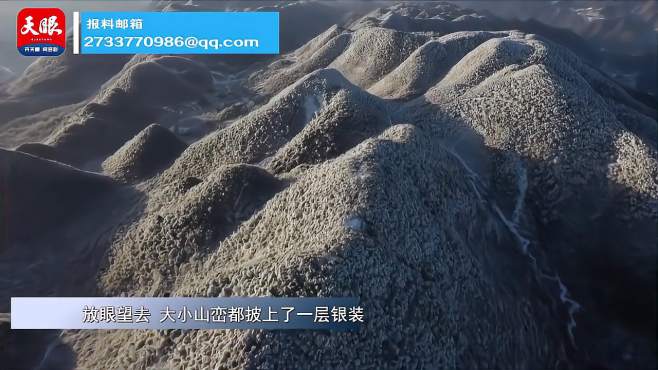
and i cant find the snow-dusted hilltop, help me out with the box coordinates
[0,2,655,369]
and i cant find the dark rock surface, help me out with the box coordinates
[0,2,655,370]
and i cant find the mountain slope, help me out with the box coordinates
[0,2,656,370]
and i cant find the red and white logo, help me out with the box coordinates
[17,8,66,56]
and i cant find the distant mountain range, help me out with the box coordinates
[0,2,655,369]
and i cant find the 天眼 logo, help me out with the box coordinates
[17,8,66,57]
